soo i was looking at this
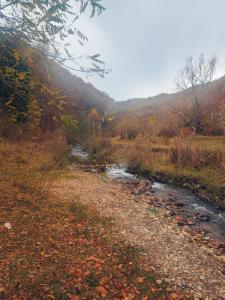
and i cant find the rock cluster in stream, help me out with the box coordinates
[130,179,152,196]
[126,179,225,257]
[72,163,106,174]
[127,165,225,209]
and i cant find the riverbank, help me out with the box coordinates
[127,163,225,209]
[111,137,225,209]
[52,166,225,298]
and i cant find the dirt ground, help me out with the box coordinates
[52,167,225,299]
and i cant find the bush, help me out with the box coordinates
[86,137,113,163]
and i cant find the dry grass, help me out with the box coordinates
[111,136,225,194]
[0,133,69,203]
[169,137,225,170]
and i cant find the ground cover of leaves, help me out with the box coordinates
[0,173,179,299]
[52,168,225,299]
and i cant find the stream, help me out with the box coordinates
[71,146,225,243]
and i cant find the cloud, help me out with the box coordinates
[68,0,225,101]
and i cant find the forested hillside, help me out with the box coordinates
[116,75,225,114]
[112,75,225,136]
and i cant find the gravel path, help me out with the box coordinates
[52,169,225,299]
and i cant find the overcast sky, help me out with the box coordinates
[70,0,225,101]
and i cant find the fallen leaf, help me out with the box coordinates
[150,287,158,293]
[169,293,182,300]
[127,293,135,299]
[85,256,103,262]
[69,295,80,300]
[0,287,6,293]
[47,295,55,300]
[96,286,108,295]
[137,276,145,283]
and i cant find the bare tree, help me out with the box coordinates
[174,54,217,134]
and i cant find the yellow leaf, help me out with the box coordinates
[13,49,20,62]
[18,72,25,80]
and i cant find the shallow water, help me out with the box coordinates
[71,145,88,160]
[107,165,225,242]
[71,146,225,242]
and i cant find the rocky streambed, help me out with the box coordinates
[71,146,225,247]
[107,165,225,246]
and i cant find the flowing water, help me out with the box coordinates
[71,145,89,160]
[107,165,225,242]
[71,146,225,242]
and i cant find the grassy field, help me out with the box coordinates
[111,136,225,198]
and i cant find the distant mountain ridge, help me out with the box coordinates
[36,53,225,116]
[110,75,225,114]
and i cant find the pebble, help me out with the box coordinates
[164,278,170,284]
[3,223,12,230]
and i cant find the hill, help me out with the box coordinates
[112,75,225,115]
[48,62,116,113]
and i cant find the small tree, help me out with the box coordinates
[0,41,31,123]
[0,0,108,76]
[174,54,217,134]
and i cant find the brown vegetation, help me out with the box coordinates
[0,138,180,299]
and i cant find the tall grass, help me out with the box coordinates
[0,132,69,203]
[169,137,225,170]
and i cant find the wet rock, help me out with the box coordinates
[217,242,225,253]
[187,220,196,226]
[175,202,185,208]
[97,165,106,173]
[154,202,162,208]
[132,189,139,196]
[144,191,152,196]
[195,213,210,222]
[139,179,150,187]
[169,210,176,217]
[176,216,188,226]
[135,180,152,195]
[168,197,176,202]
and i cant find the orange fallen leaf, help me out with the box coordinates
[150,287,158,293]
[169,293,182,300]
[127,293,135,299]
[137,276,145,283]
[47,295,55,300]
[96,286,108,295]
[85,256,103,262]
